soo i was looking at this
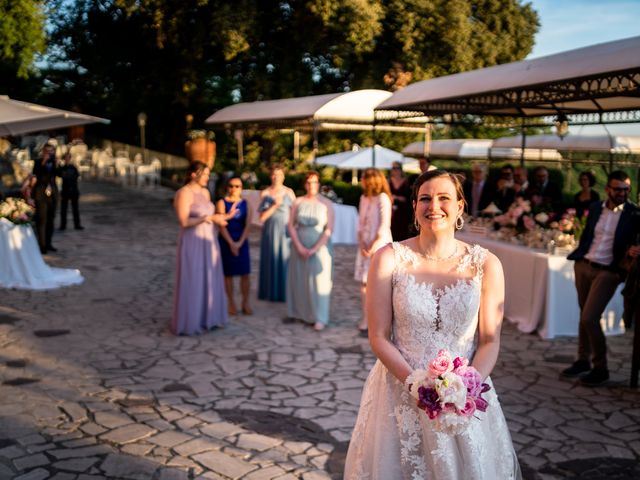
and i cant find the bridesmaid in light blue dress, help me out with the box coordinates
[258,165,296,302]
[287,171,335,331]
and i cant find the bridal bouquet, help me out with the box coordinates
[406,349,491,435]
[0,197,34,225]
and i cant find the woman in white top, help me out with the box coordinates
[354,168,393,336]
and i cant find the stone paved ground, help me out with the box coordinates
[1,179,639,480]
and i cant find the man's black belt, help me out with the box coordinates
[581,258,617,272]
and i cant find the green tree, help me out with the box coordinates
[0,0,46,79]
[37,0,539,156]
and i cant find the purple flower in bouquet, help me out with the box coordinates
[418,386,441,419]
[452,356,468,371]
[473,383,492,412]
[457,366,483,396]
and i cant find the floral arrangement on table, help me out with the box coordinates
[406,349,491,435]
[320,185,342,203]
[553,208,588,242]
[0,197,34,225]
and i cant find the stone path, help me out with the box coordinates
[1,179,639,480]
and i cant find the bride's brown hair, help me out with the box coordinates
[411,170,466,209]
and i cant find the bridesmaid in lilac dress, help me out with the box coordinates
[171,162,236,335]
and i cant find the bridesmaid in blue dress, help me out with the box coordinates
[258,165,296,302]
[287,171,335,331]
[172,162,235,335]
[217,177,253,315]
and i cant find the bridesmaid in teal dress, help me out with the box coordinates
[258,165,296,302]
[287,171,335,331]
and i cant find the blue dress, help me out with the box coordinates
[286,199,334,325]
[258,194,293,301]
[218,199,250,276]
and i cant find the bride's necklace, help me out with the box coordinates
[418,244,458,262]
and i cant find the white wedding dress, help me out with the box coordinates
[0,218,84,290]
[344,242,521,480]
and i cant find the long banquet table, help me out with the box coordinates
[242,190,358,245]
[457,231,625,339]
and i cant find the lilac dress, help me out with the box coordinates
[171,189,228,335]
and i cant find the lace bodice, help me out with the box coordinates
[391,242,487,369]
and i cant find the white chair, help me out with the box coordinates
[136,158,162,187]
[96,150,115,177]
[114,157,134,185]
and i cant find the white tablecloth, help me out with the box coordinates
[0,218,84,290]
[242,190,358,245]
[331,204,358,245]
[457,232,624,339]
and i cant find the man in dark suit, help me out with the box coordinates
[562,170,640,385]
[463,163,494,217]
[31,143,59,254]
[524,166,563,214]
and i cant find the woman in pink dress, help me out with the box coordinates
[354,168,393,336]
[171,162,236,335]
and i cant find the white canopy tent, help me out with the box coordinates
[314,145,407,185]
[403,139,562,161]
[376,36,640,118]
[492,134,640,153]
[0,95,109,137]
[314,145,405,170]
[205,89,429,163]
[207,89,394,126]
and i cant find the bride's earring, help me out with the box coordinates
[414,217,420,232]
[455,215,464,230]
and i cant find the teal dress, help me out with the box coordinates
[258,193,293,301]
[286,199,334,325]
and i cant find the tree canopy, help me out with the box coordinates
[0,0,46,79]
[9,0,539,162]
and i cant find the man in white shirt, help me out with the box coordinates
[563,171,640,385]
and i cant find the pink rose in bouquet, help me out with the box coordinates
[407,349,492,435]
[428,349,454,377]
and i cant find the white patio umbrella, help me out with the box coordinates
[314,145,405,170]
[0,95,110,136]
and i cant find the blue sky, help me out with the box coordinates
[528,0,640,58]
[527,0,640,135]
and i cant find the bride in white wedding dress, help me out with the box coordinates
[0,217,83,290]
[344,170,521,480]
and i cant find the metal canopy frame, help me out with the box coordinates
[376,36,640,119]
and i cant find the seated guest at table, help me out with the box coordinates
[492,164,516,213]
[463,162,494,217]
[354,168,393,336]
[563,170,640,386]
[59,152,84,231]
[217,177,252,315]
[573,170,600,218]
[172,162,236,335]
[388,161,411,241]
[513,166,529,197]
[31,143,59,254]
[525,166,563,213]
[287,171,335,331]
[258,164,296,302]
